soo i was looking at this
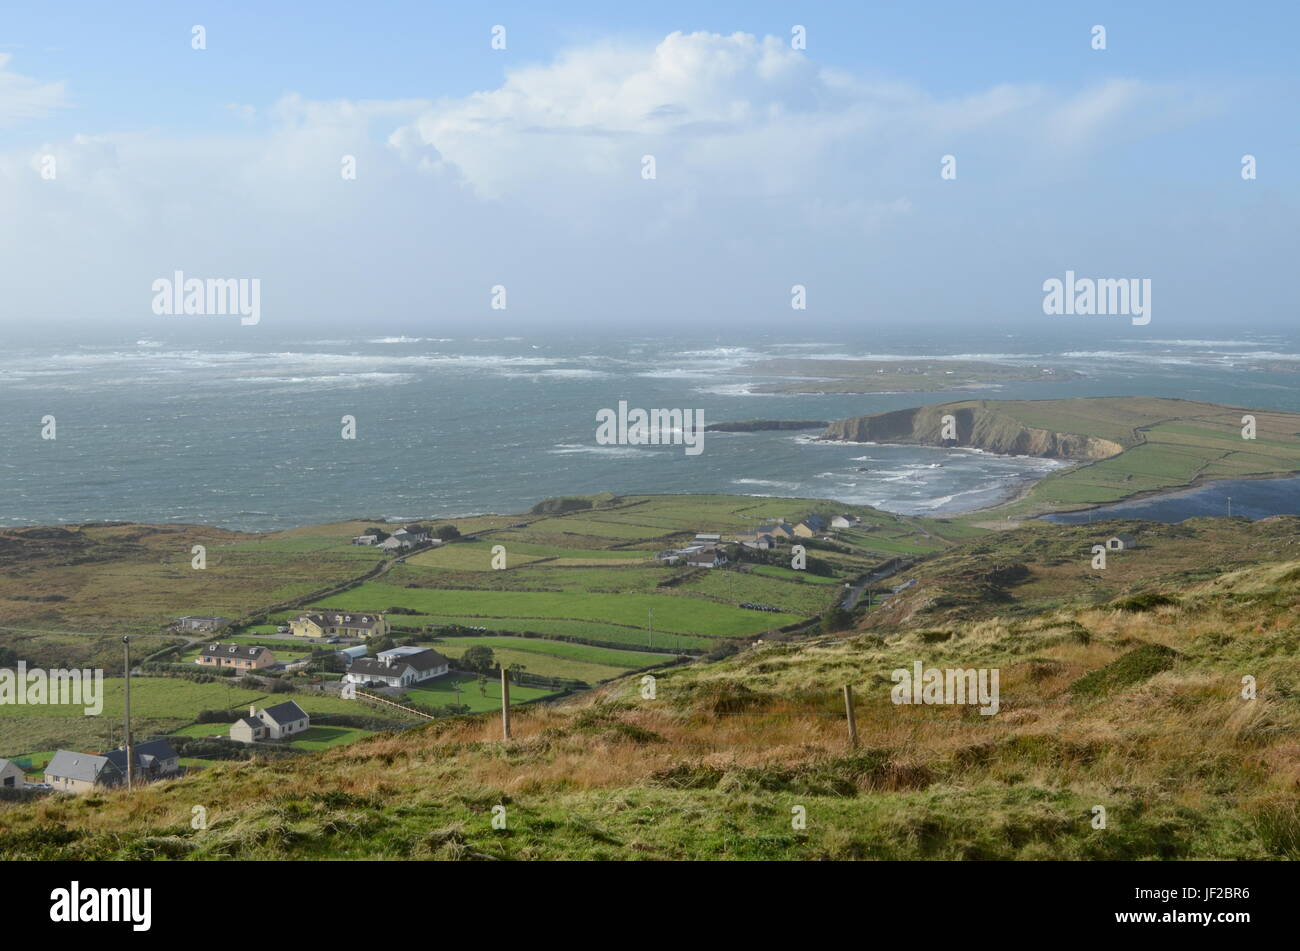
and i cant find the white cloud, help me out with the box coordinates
[0,31,1243,332]
[0,53,66,126]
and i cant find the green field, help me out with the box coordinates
[314,582,802,638]
[395,615,715,650]
[430,636,667,683]
[404,673,556,712]
[288,726,376,751]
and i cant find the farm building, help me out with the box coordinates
[685,548,727,568]
[337,644,370,665]
[174,616,233,633]
[1106,533,1138,551]
[0,758,25,790]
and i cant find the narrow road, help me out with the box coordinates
[842,557,915,610]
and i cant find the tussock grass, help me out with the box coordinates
[1,556,1296,860]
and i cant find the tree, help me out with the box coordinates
[820,605,852,634]
[461,645,495,673]
[433,524,461,541]
[507,662,526,683]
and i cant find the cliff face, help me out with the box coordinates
[821,404,1124,460]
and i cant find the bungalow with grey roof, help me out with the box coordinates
[104,739,180,782]
[230,700,311,743]
[45,751,122,794]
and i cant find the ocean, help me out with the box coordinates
[3,327,1298,532]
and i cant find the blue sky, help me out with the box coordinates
[2,1,1297,335]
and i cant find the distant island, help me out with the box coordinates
[819,396,1300,519]
[740,357,1081,394]
[705,419,828,432]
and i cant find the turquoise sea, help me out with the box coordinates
[3,327,1298,531]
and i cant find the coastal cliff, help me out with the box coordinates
[821,403,1125,460]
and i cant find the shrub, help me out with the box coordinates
[1071,644,1179,697]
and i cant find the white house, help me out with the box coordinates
[831,515,861,529]
[343,648,451,688]
[230,700,310,743]
[1106,533,1138,551]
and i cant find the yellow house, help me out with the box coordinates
[290,611,388,639]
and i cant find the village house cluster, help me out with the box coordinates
[351,524,442,552]
[40,739,181,794]
[656,513,862,567]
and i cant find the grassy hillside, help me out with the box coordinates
[3,519,1296,860]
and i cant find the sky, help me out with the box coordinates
[1,1,1297,339]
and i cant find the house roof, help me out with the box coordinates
[350,649,449,678]
[402,649,450,671]
[45,750,120,784]
[348,657,406,678]
[202,642,269,660]
[233,716,262,731]
[686,550,723,564]
[260,700,309,726]
[103,739,178,773]
[294,612,383,629]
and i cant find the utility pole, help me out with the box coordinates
[500,667,511,741]
[842,684,859,750]
[122,635,134,791]
[1227,496,1232,518]
[648,608,653,649]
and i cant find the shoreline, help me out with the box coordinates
[961,466,1300,524]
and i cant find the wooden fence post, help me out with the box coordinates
[843,684,858,749]
[501,667,512,741]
